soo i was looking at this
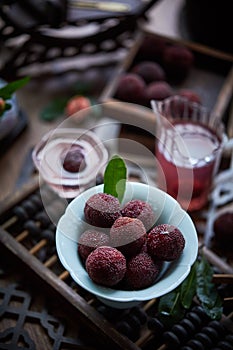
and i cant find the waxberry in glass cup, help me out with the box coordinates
[62,145,86,173]
[32,128,108,198]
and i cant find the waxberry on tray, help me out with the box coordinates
[131,61,166,84]
[124,252,163,290]
[84,193,121,228]
[136,35,167,62]
[62,145,86,173]
[114,73,146,104]
[121,199,155,231]
[145,81,173,105]
[78,230,110,261]
[213,212,233,247]
[110,217,147,257]
[178,89,202,104]
[162,44,194,82]
[85,246,127,287]
[147,224,185,261]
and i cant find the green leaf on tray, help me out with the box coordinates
[40,97,68,121]
[202,294,223,320]
[180,261,197,309]
[158,256,222,327]
[0,77,30,100]
[158,288,185,327]
[196,255,223,318]
[103,155,127,203]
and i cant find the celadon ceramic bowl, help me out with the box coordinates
[56,182,198,308]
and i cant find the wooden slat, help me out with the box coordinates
[0,176,39,215]
[0,226,140,350]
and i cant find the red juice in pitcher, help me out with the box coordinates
[156,121,221,211]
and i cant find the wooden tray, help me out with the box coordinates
[100,30,233,151]
[0,177,233,349]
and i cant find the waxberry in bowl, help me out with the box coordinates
[147,224,185,261]
[124,252,163,290]
[56,182,198,308]
[121,199,156,231]
[84,192,121,228]
[86,246,126,287]
[110,217,146,257]
[78,229,110,262]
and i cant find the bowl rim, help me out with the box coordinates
[56,182,198,303]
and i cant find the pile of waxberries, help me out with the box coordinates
[115,35,201,107]
[77,192,185,290]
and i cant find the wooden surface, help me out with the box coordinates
[0,81,60,202]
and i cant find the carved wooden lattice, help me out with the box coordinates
[0,283,91,349]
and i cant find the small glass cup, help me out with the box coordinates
[151,95,231,212]
[32,127,108,198]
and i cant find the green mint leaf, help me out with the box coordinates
[202,294,223,320]
[195,255,223,320]
[103,155,127,203]
[196,255,222,316]
[158,288,185,327]
[180,262,197,309]
[0,77,30,100]
[157,256,223,326]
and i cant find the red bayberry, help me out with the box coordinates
[178,89,202,104]
[213,212,233,247]
[85,246,126,287]
[78,229,110,261]
[121,199,155,231]
[145,81,173,106]
[115,73,146,104]
[125,252,162,290]
[163,45,194,82]
[147,224,185,261]
[62,145,86,173]
[131,61,166,84]
[84,193,121,228]
[110,217,146,257]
